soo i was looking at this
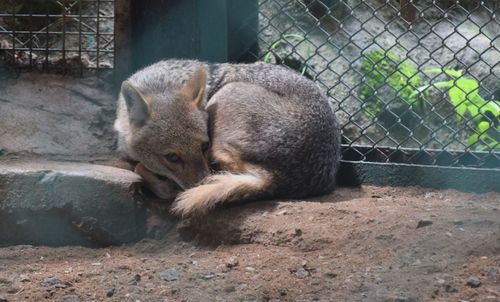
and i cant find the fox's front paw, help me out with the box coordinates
[135,163,179,201]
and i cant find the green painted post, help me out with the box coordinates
[227,0,259,62]
[129,0,258,69]
[196,0,228,62]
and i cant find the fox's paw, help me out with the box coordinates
[171,185,215,217]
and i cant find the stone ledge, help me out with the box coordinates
[0,161,147,246]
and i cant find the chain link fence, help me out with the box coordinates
[0,0,498,170]
[0,0,114,73]
[253,0,499,169]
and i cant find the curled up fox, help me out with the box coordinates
[114,60,341,216]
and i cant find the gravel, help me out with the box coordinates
[466,276,481,288]
[159,268,180,282]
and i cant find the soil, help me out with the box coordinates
[0,186,498,302]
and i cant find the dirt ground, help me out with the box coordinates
[0,185,498,302]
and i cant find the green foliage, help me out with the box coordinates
[417,69,500,150]
[358,48,499,150]
[359,49,423,119]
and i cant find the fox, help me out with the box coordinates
[114,59,341,216]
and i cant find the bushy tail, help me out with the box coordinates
[171,168,271,216]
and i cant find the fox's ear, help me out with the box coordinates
[179,68,207,109]
[121,81,150,127]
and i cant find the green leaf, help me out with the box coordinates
[468,105,479,120]
[448,86,467,107]
[432,81,454,89]
[455,78,479,103]
[467,133,479,146]
[477,121,490,133]
[425,68,463,78]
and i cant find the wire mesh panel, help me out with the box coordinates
[0,0,114,72]
[253,0,499,169]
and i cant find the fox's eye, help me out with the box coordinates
[201,142,210,154]
[165,153,183,164]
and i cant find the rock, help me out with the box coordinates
[159,268,179,282]
[416,220,433,228]
[202,274,216,280]
[244,267,255,272]
[445,284,458,293]
[59,296,81,302]
[41,277,62,287]
[295,267,310,279]
[145,282,155,289]
[486,267,498,279]
[381,296,413,302]
[225,256,239,268]
[106,288,116,298]
[324,272,338,279]
[466,276,481,288]
[132,274,141,284]
[0,73,116,156]
[224,286,236,293]
[0,161,148,246]
[436,278,446,285]
[276,210,288,215]
[0,295,8,302]
[18,274,30,282]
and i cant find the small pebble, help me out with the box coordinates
[59,296,81,302]
[226,256,239,268]
[445,284,458,293]
[323,272,337,279]
[55,283,68,289]
[41,277,62,287]
[487,267,498,278]
[416,220,433,228]
[245,267,255,272]
[466,276,481,288]
[159,268,179,282]
[132,274,141,284]
[276,210,287,215]
[224,286,235,293]
[203,274,216,280]
[106,288,116,298]
[19,274,30,282]
[295,267,310,279]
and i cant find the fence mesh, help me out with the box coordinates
[252,0,499,169]
[0,0,498,170]
[0,0,114,72]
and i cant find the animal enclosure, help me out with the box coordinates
[0,0,114,73]
[0,1,499,301]
[1,0,498,187]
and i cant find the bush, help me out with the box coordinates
[358,49,499,150]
